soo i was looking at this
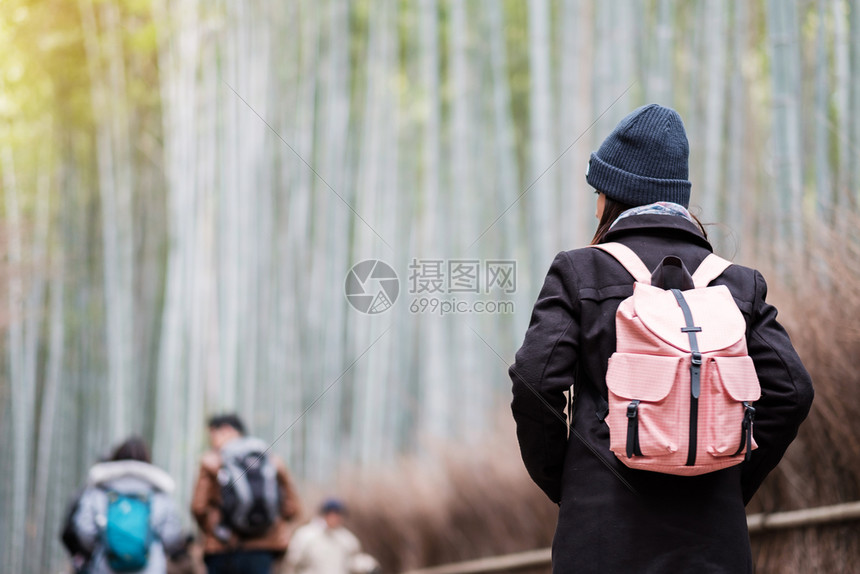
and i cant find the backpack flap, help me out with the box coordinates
[632,283,746,354]
[712,356,761,402]
[606,353,684,402]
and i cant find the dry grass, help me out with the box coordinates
[745,232,860,574]
[338,235,860,574]
[336,422,556,573]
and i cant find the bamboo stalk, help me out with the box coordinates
[727,0,749,260]
[649,0,674,104]
[766,0,805,261]
[31,251,64,570]
[701,0,728,238]
[2,133,26,574]
[449,0,484,439]
[833,0,850,211]
[814,0,833,224]
[849,0,860,204]
[527,0,555,270]
[417,0,452,444]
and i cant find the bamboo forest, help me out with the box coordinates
[2,0,860,572]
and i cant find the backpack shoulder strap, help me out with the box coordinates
[592,242,652,285]
[691,253,732,288]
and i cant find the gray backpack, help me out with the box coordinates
[217,437,281,538]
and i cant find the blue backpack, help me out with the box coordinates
[102,490,153,572]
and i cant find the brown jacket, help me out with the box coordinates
[191,446,301,555]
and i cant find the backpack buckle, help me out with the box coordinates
[626,400,642,458]
[627,400,640,418]
[743,402,756,422]
[691,352,702,366]
[741,402,756,461]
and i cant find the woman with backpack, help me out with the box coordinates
[510,104,814,573]
[70,437,187,574]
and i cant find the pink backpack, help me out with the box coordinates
[594,242,760,476]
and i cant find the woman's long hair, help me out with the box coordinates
[589,194,708,245]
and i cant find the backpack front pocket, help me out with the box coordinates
[606,353,686,459]
[704,355,761,457]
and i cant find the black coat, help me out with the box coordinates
[510,214,814,574]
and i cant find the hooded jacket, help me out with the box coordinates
[72,460,185,574]
[510,214,814,574]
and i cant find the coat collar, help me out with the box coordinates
[603,214,713,251]
[88,460,175,493]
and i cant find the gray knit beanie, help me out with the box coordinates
[586,104,692,208]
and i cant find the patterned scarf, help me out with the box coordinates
[609,201,696,229]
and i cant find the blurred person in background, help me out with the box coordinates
[68,436,188,574]
[191,413,302,574]
[286,498,379,574]
[510,104,813,573]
